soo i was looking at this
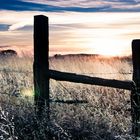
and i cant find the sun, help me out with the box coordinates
[87,38,128,56]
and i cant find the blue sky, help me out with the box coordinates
[0,0,140,56]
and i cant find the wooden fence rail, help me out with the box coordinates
[34,15,140,139]
[49,69,135,91]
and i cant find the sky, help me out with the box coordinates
[0,0,140,56]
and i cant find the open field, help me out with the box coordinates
[0,54,134,140]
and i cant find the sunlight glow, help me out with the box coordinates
[87,38,129,56]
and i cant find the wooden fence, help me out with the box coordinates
[34,15,140,139]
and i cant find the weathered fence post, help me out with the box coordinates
[34,15,49,118]
[132,39,140,138]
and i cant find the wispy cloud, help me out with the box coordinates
[0,0,140,12]
[8,21,32,31]
[21,0,140,12]
[22,0,110,8]
[2,10,139,31]
[0,10,36,31]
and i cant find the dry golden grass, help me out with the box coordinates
[0,55,134,140]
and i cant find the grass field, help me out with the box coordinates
[0,54,134,140]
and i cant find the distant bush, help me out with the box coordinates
[0,49,17,57]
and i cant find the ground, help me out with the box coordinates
[0,54,134,140]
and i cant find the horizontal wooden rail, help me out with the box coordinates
[49,69,135,91]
